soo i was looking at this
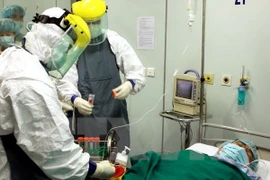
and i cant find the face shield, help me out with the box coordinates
[45,13,90,79]
[86,13,108,45]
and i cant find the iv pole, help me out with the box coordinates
[198,0,206,142]
[161,0,169,153]
[161,0,206,151]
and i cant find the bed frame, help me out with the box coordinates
[201,122,270,156]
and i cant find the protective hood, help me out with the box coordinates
[24,22,64,63]
[24,8,90,79]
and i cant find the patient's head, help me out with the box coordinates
[218,139,259,171]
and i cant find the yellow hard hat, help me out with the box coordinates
[72,0,107,21]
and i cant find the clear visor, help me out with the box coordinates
[46,26,85,79]
[26,22,34,32]
[86,13,108,45]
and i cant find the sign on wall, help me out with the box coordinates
[137,16,155,50]
[235,0,246,5]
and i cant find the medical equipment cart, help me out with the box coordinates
[160,110,200,150]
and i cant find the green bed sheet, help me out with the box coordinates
[123,150,251,180]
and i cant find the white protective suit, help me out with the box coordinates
[65,29,146,95]
[0,47,90,179]
[53,63,80,106]
[107,29,146,93]
[24,22,81,107]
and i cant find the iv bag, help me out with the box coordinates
[187,0,197,26]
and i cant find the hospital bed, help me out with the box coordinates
[187,143,270,180]
[198,122,270,180]
[123,122,270,180]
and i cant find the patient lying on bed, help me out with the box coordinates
[123,139,261,180]
[214,139,260,180]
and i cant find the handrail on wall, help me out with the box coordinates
[202,123,270,151]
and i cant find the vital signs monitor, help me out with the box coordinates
[173,70,201,115]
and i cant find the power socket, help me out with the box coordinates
[221,74,232,87]
[146,67,155,78]
[204,73,214,85]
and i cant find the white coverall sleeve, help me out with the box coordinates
[107,30,146,94]
[0,139,10,179]
[8,79,89,180]
[54,63,81,105]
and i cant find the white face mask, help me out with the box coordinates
[0,36,15,47]
[15,21,24,29]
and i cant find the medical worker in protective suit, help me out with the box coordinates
[0,7,115,180]
[1,5,90,118]
[72,0,146,151]
[1,4,26,42]
[0,18,20,54]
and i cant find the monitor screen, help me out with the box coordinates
[176,79,192,99]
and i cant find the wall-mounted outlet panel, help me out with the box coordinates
[222,74,232,87]
[146,67,155,78]
[204,73,214,85]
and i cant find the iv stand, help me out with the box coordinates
[161,0,207,151]
[198,0,206,142]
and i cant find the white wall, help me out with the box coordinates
[203,0,270,149]
[56,0,71,11]
[163,0,202,153]
[106,0,166,156]
[162,0,270,152]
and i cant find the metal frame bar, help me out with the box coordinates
[203,123,270,139]
[202,123,270,151]
[161,0,169,153]
[202,138,270,152]
[199,0,207,143]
